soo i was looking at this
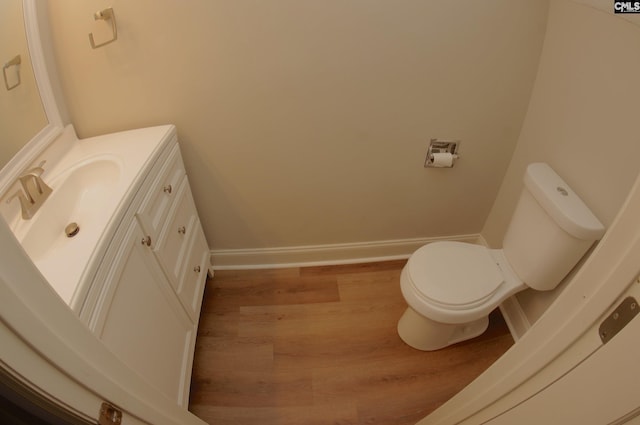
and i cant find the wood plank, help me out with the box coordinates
[300,260,408,277]
[204,275,340,307]
[191,336,274,374]
[191,403,358,425]
[336,269,405,302]
[237,298,403,338]
[213,268,301,281]
[189,368,314,407]
[196,285,240,338]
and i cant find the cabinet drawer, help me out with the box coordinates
[155,179,197,291]
[137,144,185,243]
[177,222,209,321]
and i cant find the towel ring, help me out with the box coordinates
[89,7,118,49]
[3,55,21,91]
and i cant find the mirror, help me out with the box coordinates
[0,0,47,168]
[0,0,63,192]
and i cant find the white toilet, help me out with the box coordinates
[398,163,605,351]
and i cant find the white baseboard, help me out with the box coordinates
[210,234,482,270]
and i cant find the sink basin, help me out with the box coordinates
[17,157,122,303]
[21,158,122,260]
[7,125,175,308]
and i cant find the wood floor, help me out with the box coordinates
[188,260,514,425]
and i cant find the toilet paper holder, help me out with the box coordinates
[425,139,460,168]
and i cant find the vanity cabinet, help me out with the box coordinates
[83,135,210,408]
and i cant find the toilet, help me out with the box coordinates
[398,163,605,351]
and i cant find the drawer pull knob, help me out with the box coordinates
[194,266,201,273]
[141,235,152,247]
[163,184,172,194]
[178,226,186,235]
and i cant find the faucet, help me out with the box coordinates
[8,160,53,220]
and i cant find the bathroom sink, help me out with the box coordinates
[16,157,122,303]
[7,125,175,307]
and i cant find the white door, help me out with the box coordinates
[486,298,640,424]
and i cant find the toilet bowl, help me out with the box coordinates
[398,242,526,350]
[398,163,606,351]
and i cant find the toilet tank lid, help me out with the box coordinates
[524,163,605,241]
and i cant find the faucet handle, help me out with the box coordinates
[9,160,52,220]
[23,160,47,176]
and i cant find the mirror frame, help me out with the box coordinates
[0,0,63,193]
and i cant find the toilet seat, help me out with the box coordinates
[400,241,525,324]
[408,242,503,309]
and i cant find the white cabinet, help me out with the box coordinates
[82,135,211,408]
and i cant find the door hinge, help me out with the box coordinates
[99,402,122,425]
[599,296,639,344]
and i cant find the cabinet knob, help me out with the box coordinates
[141,235,152,247]
[194,265,201,273]
[163,184,172,194]
[178,225,186,235]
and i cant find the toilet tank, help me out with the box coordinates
[503,163,605,291]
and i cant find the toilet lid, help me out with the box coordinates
[407,242,504,308]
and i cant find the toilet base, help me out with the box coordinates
[397,307,489,351]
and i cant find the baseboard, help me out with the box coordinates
[210,234,482,270]
[499,296,531,341]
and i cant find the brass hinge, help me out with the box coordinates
[599,296,639,344]
[99,402,122,425]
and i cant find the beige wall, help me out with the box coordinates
[482,0,640,323]
[45,1,548,254]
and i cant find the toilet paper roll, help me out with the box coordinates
[431,152,454,167]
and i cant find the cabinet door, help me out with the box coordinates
[176,221,209,322]
[94,220,195,407]
[136,144,186,243]
[155,179,197,291]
